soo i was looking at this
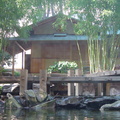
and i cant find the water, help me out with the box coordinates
[1,108,120,120]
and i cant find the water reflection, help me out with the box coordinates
[1,108,120,120]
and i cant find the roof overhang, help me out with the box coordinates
[9,34,101,41]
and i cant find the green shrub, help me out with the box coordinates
[48,61,78,73]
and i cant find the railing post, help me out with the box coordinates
[39,70,47,93]
[75,69,83,96]
[67,70,75,96]
[20,69,28,96]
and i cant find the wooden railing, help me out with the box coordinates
[0,69,120,96]
[0,76,20,83]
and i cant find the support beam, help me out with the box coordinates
[106,83,111,96]
[15,41,26,69]
[20,69,28,96]
[69,41,72,61]
[103,83,111,96]
[68,83,75,96]
[94,83,102,96]
[97,83,102,96]
[103,83,106,96]
[15,41,26,51]
[22,51,26,69]
[67,70,75,96]
[75,83,82,96]
[75,69,83,96]
[12,45,15,76]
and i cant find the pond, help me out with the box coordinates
[1,108,120,120]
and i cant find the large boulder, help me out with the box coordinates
[24,89,48,106]
[85,96,117,110]
[5,93,22,109]
[34,90,48,103]
[100,100,120,111]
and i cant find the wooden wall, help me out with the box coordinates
[30,41,89,73]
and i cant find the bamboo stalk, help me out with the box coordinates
[76,40,83,74]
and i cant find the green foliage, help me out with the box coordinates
[0,0,42,38]
[0,51,12,66]
[0,0,43,66]
[1,68,20,76]
[53,14,67,32]
[14,71,20,76]
[0,67,4,75]
[67,0,120,73]
[48,61,78,73]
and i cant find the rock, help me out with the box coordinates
[56,96,84,108]
[83,91,94,96]
[14,96,30,108]
[6,93,22,109]
[24,90,37,101]
[110,88,120,96]
[100,100,120,111]
[24,89,48,103]
[85,96,117,110]
[0,99,5,108]
[34,90,48,103]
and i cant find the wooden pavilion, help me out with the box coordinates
[7,15,90,73]
[7,15,120,74]
[2,15,120,96]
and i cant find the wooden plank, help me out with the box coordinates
[0,76,20,83]
[48,76,120,83]
[30,59,45,73]
[116,70,120,74]
[85,70,120,77]
[0,75,120,84]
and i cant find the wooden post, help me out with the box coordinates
[39,70,47,93]
[103,83,111,96]
[103,83,106,96]
[106,83,111,96]
[94,83,98,96]
[68,83,75,96]
[22,51,25,69]
[75,69,82,76]
[75,83,83,96]
[12,44,15,76]
[20,69,28,96]
[67,70,75,96]
[95,83,102,96]
[75,69,82,96]
[12,54,15,76]
[97,83,102,96]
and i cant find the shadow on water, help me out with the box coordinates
[1,108,120,120]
